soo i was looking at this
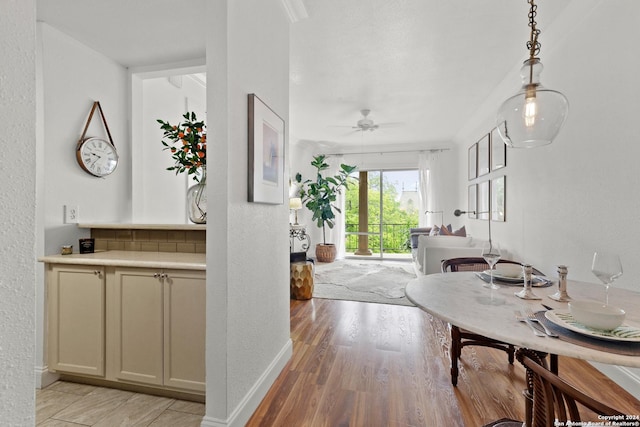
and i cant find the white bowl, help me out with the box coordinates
[568,300,626,330]
[493,264,523,278]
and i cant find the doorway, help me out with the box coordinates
[344,169,419,260]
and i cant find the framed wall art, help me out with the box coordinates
[248,94,285,204]
[491,176,506,222]
[477,133,490,177]
[491,127,506,171]
[477,180,489,220]
[467,184,477,219]
[468,143,477,180]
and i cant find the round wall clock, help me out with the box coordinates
[76,137,119,177]
[76,101,118,178]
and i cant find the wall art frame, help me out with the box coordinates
[477,180,490,220]
[467,184,477,219]
[468,143,477,180]
[248,93,285,205]
[491,175,506,222]
[477,133,490,177]
[491,127,507,171]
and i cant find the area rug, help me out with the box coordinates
[313,260,417,306]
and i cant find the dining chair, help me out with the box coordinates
[440,257,543,386]
[514,348,625,427]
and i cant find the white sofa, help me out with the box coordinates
[413,235,509,275]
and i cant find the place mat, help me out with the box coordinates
[534,311,640,356]
[477,273,553,288]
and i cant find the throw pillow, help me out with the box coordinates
[429,225,440,236]
[438,224,453,235]
[453,225,467,237]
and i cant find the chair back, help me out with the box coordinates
[517,349,624,427]
[441,257,543,276]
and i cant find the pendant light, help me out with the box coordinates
[496,0,569,148]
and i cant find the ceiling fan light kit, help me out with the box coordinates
[496,0,569,149]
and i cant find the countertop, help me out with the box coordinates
[77,223,206,231]
[39,250,206,270]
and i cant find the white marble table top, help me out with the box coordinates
[405,272,640,368]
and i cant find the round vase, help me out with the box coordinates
[187,181,207,224]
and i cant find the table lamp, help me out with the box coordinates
[289,197,302,225]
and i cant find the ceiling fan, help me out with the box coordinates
[351,109,404,132]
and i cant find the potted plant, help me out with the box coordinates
[295,155,356,263]
[157,112,207,224]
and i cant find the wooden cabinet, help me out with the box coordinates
[47,264,105,377]
[108,267,206,393]
[46,262,205,394]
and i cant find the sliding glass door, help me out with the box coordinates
[345,169,419,259]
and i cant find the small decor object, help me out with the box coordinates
[295,155,356,263]
[549,264,571,302]
[515,264,541,300]
[76,101,119,177]
[158,112,207,224]
[248,94,285,205]
[78,238,95,254]
[496,0,569,148]
[61,245,73,255]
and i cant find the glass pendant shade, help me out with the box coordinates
[497,58,569,148]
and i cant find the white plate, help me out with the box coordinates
[482,270,523,282]
[545,310,640,342]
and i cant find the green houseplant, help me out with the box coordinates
[157,112,207,224]
[295,155,356,262]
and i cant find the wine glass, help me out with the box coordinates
[591,251,623,306]
[482,243,502,290]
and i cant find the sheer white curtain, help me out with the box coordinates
[418,151,443,227]
[326,154,347,258]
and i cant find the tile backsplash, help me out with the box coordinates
[91,228,206,253]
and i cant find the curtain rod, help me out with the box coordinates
[318,148,450,156]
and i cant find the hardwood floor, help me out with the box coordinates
[247,298,640,426]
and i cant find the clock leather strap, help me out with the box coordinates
[78,101,116,148]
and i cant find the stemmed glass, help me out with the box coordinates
[591,251,623,306]
[482,243,502,290]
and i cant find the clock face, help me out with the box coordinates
[77,137,119,177]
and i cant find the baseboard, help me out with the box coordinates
[590,362,640,401]
[200,338,293,427]
[35,365,59,389]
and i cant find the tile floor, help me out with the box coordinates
[36,381,204,426]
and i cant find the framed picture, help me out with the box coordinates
[491,176,506,222]
[477,180,489,220]
[468,143,477,180]
[491,127,506,171]
[477,133,490,177]
[467,184,477,219]
[248,94,285,204]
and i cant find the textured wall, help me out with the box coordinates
[0,0,37,423]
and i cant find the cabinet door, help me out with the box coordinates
[111,267,164,386]
[48,264,105,376]
[163,269,206,392]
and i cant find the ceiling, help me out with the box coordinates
[37,0,572,152]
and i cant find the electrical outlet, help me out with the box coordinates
[64,205,79,224]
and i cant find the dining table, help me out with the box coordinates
[405,271,640,369]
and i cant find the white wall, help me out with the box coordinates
[0,0,37,423]
[204,1,292,425]
[453,0,640,396]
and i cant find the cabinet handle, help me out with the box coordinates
[161,273,168,279]
[154,273,160,278]
[93,270,101,276]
